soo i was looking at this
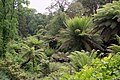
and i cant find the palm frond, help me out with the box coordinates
[108,44,120,54]
[68,51,90,71]
[66,16,93,36]
[58,16,103,52]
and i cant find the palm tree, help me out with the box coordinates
[58,16,104,52]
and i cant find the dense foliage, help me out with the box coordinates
[0,0,120,80]
[93,0,120,42]
[61,53,120,80]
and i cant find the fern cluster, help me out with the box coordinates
[61,53,120,80]
[66,16,93,36]
[68,50,98,71]
[94,0,120,42]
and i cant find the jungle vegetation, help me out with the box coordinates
[0,0,120,80]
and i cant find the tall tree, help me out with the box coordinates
[66,2,85,18]
[16,0,30,37]
[27,12,48,35]
[0,0,16,57]
[75,0,118,15]
[46,12,67,36]
[0,0,28,57]
[46,0,70,13]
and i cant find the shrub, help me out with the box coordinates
[45,48,55,57]
[61,53,120,80]
[68,50,97,71]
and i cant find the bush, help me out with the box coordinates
[45,48,55,57]
[68,50,97,71]
[61,53,120,80]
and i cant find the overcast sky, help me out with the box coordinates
[29,0,51,14]
[29,0,72,14]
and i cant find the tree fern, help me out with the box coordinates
[93,0,120,42]
[66,16,93,36]
[58,16,104,52]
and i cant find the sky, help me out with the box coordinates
[29,0,51,14]
[29,0,72,14]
